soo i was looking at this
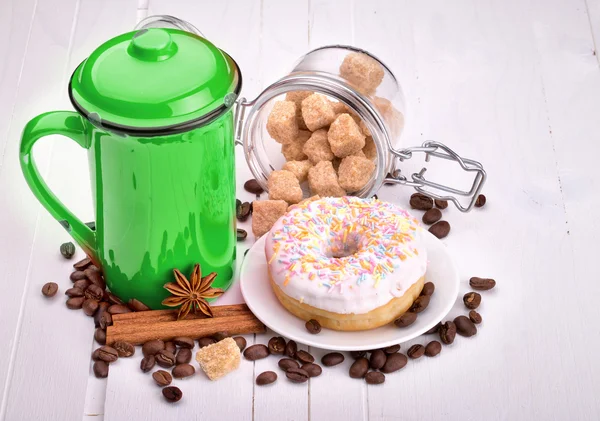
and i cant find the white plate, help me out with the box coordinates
[239,231,459,351]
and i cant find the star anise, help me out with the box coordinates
[161,264,224,320]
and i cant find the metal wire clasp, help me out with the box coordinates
[385,141,487,212]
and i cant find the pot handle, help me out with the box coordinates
[19,111,97,259]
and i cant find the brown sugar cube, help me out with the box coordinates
[286,92,313,130]
[352,149,367,158]
[308,161,346,197]
[301,94,336,131]
[303,129,335,164]
[338,155,376,193]
[267,101,299,144]
[363,136,377,160]
[339,52,384,95]
[252,200,289,237]
[268,170,303,204]
[328,113,366,158]
[359,120,371,136]
[195,338,240,381]
[373,96,405,138]
[282,160,312,183]
[330,100,350,116]
[281,130,311,161]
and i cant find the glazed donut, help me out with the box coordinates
[265,196,427,331]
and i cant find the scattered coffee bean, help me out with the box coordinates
[469,277,496,291]
[84,284,104,301]
[380,353,407,373]
[94,346,119,363]
[152,370,172,386]
[142,340,165,357]
[421,282,435,296]
[165,340,177,353]
[97,311,112,329]
[425,322,441,334]
[60,242,76,259]
[475,194,486,207]
[198,337,216,348]
[107,304,131,315]
[172,363,195,379]
[422,208,442,225]
[407,344,425,359]
[301,363,322,377]
[410,295,430,313]
[94,302,110,328]
[469,310,482,324]
[84,267,105,290]
[424,341,441,357]
[349,358,369,378]
[285,340,297,358]
[128,298,150,312]
[321,352,344,367]
[394,312,417,328]
[65,287,84,298]
[278,358,300,372]
[365,371,386,385]
[256,371,277,386]
[305,319,322,334]
[233,336,247,352]
[286,367,309,383]
[350,351,366,359]
[410,193,434,210]
[369,350,386,370]
[70,271,87,282]
[140,355,156,373]
[244,179,264,195]
[463,292,481,309]
[439,321,457,345]
[429,220,450,239]
[212,331,230,342]
[454,316,478,337]
[94,328,106,345]
[113,341,135,357]
[66,296,85,310]
[82,299,99,316]
[295,350,314,364]
[244,344,269,361]
[434,199,448,209]
[383,344,400,354]
[173,337,195,349]
[93,360,109,378]
[162,386,183,403]
[176,348,192,365]
[155,350,176,368]
[237,201,252,222]
[41,282,58,297]
[73,257,92,271]
[237,228,247,241]
[268,337,286,355]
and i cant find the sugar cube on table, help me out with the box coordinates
[252,200,289,237]
[195,338,241,381]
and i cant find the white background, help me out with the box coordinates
[1,0,600,420]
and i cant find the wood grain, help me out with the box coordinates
[111,304,252,325]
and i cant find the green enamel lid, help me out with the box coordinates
[69,28,241,134]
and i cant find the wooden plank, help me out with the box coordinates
[587,0,600,65]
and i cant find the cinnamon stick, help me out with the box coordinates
[112,304,252,326]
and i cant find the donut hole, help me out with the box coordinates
[326,233,361,259]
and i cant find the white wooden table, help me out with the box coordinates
[1,0,600,420]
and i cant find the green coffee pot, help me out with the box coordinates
[20,16,241,308]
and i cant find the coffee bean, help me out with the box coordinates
[369,350,386,370]
[454,316,477,337]
[425,322,441,334]
[350,351,366,359]
[113,341,135,357]
[165,341,177,354]
[84,267,105,290]
[237,201,252,222]
[162,386,183,403]
[233,336,247,352]
[410,193,433,210]
[434,199,448,209]
[41,282,58,297]
[65,287,84,298]
[305,319,321,334]
[474,194,486,207]
[365,371,385,385]
[140,355,156,373]
[173,337,195,349]
[422,208,442,225]
[381,353,407,373]
[66,296,85,310]
[421,282,435,296]
[244,179,264,195]
[349,358,369,378]
[410,295,430,313]
[152,370,172,386]
[172,363,195,379]
[278,358,300,372]
[72,279,91,290]
[107,304,131,315]
[73,257,92,271]
[94,302,110,327]
[285,340,297,358]
[237,228,247,241]
[429,220,450,239]
[394,312,417,328]
[155,350,176,368]
[127,298,150,312]
[93,360,109,378]
[256,371,277,385]
[469,277,496,291]
[69,271,87,282]
[94,328,106,345]
[211,331,230,342]
[301,363,322,377]
[439,321,457,344]
[268,337,286,355]
[424,341,442,357]
[94,346,119,363]
[106,293,123,306]
[463,292,481,309]
[244,344,269,361]
[97,311,112,329]
[286,368,309,383]
[295,350,314,364]
[82,299,99,316]
[85,284,104,301]
[383,344,400,354]
[198,337,216,348]
[321,352,344,367]
[60,242,76,259]
[407,344,425,359]
[469,310,482,324]
[174,349,191,365]
[142,340,165,357]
